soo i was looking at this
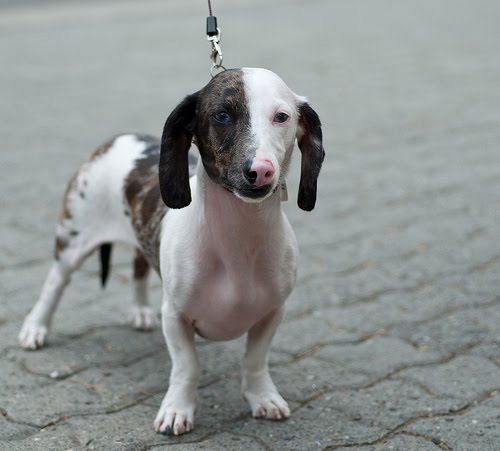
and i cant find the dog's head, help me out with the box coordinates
[159,68,324,211]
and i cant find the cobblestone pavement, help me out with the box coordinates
[1,0,500,450]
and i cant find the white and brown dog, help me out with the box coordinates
[19,68,324,436]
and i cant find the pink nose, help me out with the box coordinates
[246,159,275,187]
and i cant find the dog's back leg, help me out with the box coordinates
[19,140,124,349]
[18,230,100,349]
[128,249,158,330]
[19,135,156,349]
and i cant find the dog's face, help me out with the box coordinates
[195,69,302,202]
[159,68,324,211]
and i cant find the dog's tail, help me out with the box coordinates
[99,243,112,288]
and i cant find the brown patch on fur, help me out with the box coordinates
[89,138,115,161]
[54,236,68,259]
[134,250,150,279]
[195,70,251,185]
[159,70,253,208]
[59,171,78,222]
[124,138,166,272]
[59,138,116,224]
[141,186,162,225]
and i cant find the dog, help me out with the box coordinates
[19,68,324,436]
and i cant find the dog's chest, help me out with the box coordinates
[184,248,288,341]
[160,173,298,341]
[162,214,298,340]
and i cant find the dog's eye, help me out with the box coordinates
[273,112,289,124]
[213,111,231,124]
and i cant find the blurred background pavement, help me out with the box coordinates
[1,1,500,449]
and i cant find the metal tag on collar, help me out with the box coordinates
[280,181,289,202]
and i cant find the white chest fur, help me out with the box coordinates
[159,165,298,341]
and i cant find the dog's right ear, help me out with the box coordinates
[159,92,199,209]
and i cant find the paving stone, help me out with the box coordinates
[396,356,500,403]
[470,341,500,366]
[164,432,268,451]
[0,359,50,427]
[313,336,442,380]
[229,379,452,450]
[8,402,166,451]
[265,337,444,405]
[391,308,493,355]
[285,274,340,319]
[334,434,438,451]
[3,353,168,427]
[403,397,500,451]
[0,415,37,443]
[275,314,358,356]
[196,377,250,424]
[195,338,260,384]
[276,357,366,403]
[449,267,500,304]
[310,285,473,338]
[17,327,166,379]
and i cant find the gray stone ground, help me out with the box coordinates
[1,0,499,449]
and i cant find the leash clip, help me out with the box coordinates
[207,16,225,77]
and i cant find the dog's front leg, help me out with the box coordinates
[154,300,200,436]
[242,307,290,420]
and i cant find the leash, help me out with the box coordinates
[206,0,226,77]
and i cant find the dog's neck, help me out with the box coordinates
[194,162,282,246]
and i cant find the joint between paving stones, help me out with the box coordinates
[146,432,219,449]
[321,388,499,450]
[400,431,452,450]
[0,407,39,430]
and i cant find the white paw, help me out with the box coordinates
[128,306,158,331]
[154,388,196,436]
[245,390,290,420]
[243,373,290,420]
[18,320,48,350]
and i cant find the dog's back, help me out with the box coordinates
[57,135,156,258]
[56,134,199,274]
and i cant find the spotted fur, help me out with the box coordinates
[123,136,165,272]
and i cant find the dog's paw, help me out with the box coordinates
[18,321,48,350]
[154,389,196,436]
[245,390,290,420]
[128,306,158,331]
[243,373,290,420]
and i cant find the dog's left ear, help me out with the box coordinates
[296,102,325,211]
[159,92,199,209]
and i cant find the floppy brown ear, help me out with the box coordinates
[296,102,325,211]
[159,92,199,209]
